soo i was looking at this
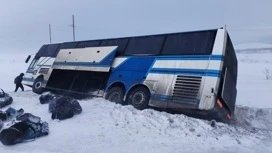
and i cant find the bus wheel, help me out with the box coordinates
[105,87,125,105]
[32,77,44,94]
[127,87,150,110]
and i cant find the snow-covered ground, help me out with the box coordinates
[0,51,272,153]
[236,52,272,108]
[235,43,272,50]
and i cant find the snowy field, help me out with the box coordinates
[235,43,272,50]
[0,51,272,153]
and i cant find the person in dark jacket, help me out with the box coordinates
[14,73,24,92]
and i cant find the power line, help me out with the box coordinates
[69,15,76,41]
[49,24,52,43]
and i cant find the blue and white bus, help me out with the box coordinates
[23,27,237,123]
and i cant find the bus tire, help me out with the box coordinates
[127,87,150,110]
[105,87,125,105]
[32,77,44,94]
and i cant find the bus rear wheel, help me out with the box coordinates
[105,87,125,105]
[127,87,150,110]
[32,77,44,94]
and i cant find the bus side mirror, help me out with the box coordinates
[25,55,31,63]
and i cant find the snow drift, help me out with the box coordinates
[234,105,272,131]
[0,91,271,153]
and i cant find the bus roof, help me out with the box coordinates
[36,27,225,57]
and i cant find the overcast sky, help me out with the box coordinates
[1,0,272,53]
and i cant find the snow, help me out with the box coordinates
[0,52,32,92]
[235,43,272,50]
[236,53,272,108]
[0,51,272,153]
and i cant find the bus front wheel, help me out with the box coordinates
[105,87,125,105]
[127,87,150,110]
[32,77,44,94]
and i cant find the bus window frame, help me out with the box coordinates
[28,57,40,69]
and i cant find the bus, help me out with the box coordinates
[23,27,237,123]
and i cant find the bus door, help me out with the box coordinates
[46,46,118,97]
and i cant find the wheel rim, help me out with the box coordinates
[108,91,121,102]
[35,82,42,89]
[132,91,145,106]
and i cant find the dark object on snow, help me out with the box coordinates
[210,120,216,128]
[51,108,74,120]
[50,96,82,120]
[39,92,59,104]
[0,120,3,130]
[16,113,41,122]
[14,73,24,92]
[0,107,24,131]
[0,107,23,122]
[0,88,13,108]
[0,113,49,146]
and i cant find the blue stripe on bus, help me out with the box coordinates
[210,55,224,60]
[120,55,223,60]
[52,54,223,68]
[160,95,169,101]
[151,94,171,101]
[145,59,156,78]
[154,55,223,61]
[150,68,221,77]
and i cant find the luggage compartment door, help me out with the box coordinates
[52,46,118,72]
[45,46,117,97]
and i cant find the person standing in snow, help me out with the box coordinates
[14,73,24,92]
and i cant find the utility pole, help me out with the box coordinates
[49,24,52,43]
[69,15,76,41]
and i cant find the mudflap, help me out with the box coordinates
[208,99,235,124]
